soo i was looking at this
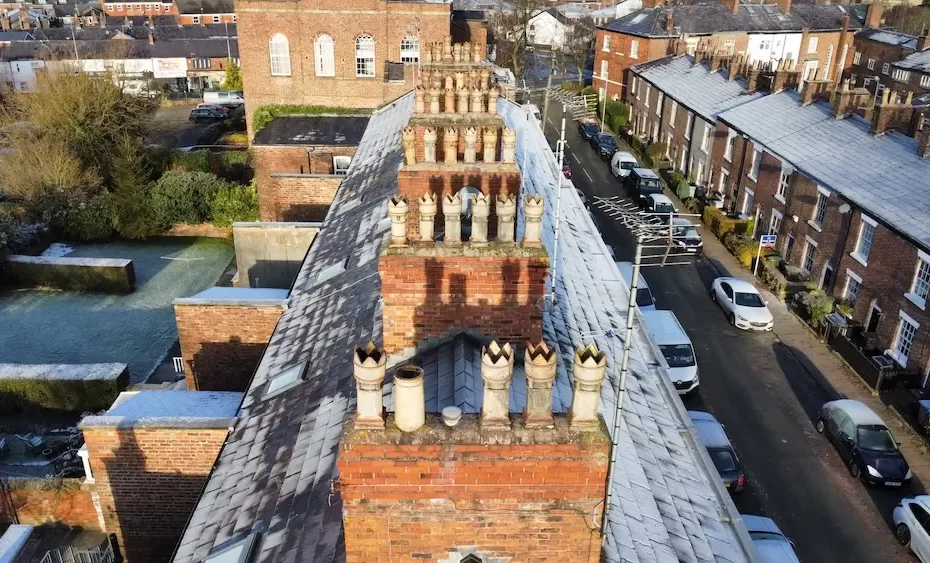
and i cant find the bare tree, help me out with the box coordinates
[490,0,548,79]
[559,16,595,83]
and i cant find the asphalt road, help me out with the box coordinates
[150,105,225,148]
[537,97,912,563]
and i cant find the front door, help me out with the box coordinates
[822,264,834,291]
[784,234,795,262]
[867,304,882,333]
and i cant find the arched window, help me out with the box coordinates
[356,35,375,77]
[400,36,419,63]
[269,33,290,76]
[314,34,335,77]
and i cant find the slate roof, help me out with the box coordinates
[895,48,930,72]
[631,55,764,122]
[171,93,756,563]
[252,115,371,146]
[601,3,865,37]
[857,27,918,50]
[0,36,237,61]
[717,91,930,251]
[175,0,234,14]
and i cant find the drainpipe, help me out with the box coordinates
[828,199,854,295]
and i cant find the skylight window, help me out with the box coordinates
[263,360,309,400]
[315,257,350,286]
[201,527,262,563]
[630,13,647,24]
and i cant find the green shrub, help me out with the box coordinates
[210,181,259,227]
[561,82,584,93]
[702,205,722,231]
[4,255,135,294]
[836,299,854,318]
[0,365,129,412]
[169,150,211,173]
[683,197,704,215]
[723,233,757,268]
[150,171,230,229]
[734,218,754,236]
[253,105,368,133]
[759,259,787,300]
[798,289,835,328]
[580,86,596,97]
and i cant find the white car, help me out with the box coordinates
[743,515,801,563]
[710,277,774,331]
[894,496,930,562]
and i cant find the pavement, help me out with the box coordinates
[538,94,918,563]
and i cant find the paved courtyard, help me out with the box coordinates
[0,238,233,383]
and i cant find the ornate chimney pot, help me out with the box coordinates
[501,128,517,163]
[428,88,441,114]
[480,68,491,89]
[483,127,498,163]
[463,41,472,62]
[353,342,387,428]
[443,35,453,62]
[453,43,462,62]
[443,127,459,165]
[523,194,544,245]
[480,341,514,429]
[457,86,470,114]
[415,87,426,114]
[418,193,438,242]
[442,193,463,242]
[496,194,516,242]
[523,341,557,427]
[455,71,465,90]
[488,87,499,114]
[472,42,482,62]
[470,194,490,245]
[424,127,438,162]
[394,365,425,432]
[470,88,484,113]
[444,88,456,114]
[387,195,408,246]
[463,126,478,163]
[444,74,453,90]
[423,46,433,64]
[570,344,607,430]
[402,127,416,165]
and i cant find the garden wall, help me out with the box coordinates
[0,478,101,530]
[0,363,129,413]
[3,255,135,294]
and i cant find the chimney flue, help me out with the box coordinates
[569,344,607,430]
[418,193,438,242]
[501,128,516,163]
[918,119,930,157]
[483,127,498,162]
[865,2,883,29]
[443,127,458,165]
[353,343,387,429]
[424,127,437,163]
[442,193,463,242]
[523,195,544,245]
[470,194,490,245]
[402,127,416,165]
[918,33,930,52]
[523,341,557,428]
[393,365,425,432]
[496,194,517,242]
[776,0,791,14]
[387,196,408,246]
[480,341,514,429]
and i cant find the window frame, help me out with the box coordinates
[809,186,830,230]
[776,168,790,203]
[400,36,420,63]
[669,100,677,124]
[769,208,783,235]
[882,62,890,75]
[891,310,920,367]
[906,250,930,310]
[807,37,818,54]
[802,235,819,275]
[844,268,862,304]
[853,52,861,65]
[268,33,291,77]
[333,155,351,176]
[602,35,611,52]
[724,130,736,161]
[741,187,755,218]
[867,58,875,71]
[748,146,761,180]
[355,35,376,78]
[851,214,876,266]
[921,75,930,88]
[314,34,336,77]
[191,14,199,23]
[656,91,663,116]
[630,39,639,59]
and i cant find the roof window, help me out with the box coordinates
[262,360,309,400]
[201,524,263,563]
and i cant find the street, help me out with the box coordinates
[538,98,912,563]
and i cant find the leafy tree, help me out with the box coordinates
[149,171,229,230]
[111,137,157,239]
[210,181,259,227]
[221,58,243,91]
[490,0,547,79]
[560,17,595,83]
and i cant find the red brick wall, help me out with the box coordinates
[379,250,548,353]
[174,303,284,391]
[253,145,351,221]
[82,427,229,563]
[593,30,668,99]
[0,478,100,530]
[179,13,237,24]
[338,421,609,563]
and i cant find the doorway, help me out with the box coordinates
[784,234,795,262]
[866,301,882,334]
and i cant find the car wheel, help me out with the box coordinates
[848,461,860,479]
[815,418,824,433]
[895,523,911,546]
[729,313,736,326]
[710,288,717,302]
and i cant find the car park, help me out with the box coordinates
[816,399,912,487]
[590,133,618,160]
[688,411,745,493]
[742,515,801,563]
[188,107,227,122]
[610,151,638,179]
[625,168,663,206]
[577,120,600,140]
[615,261,656,311]
[710,277,773,330]
[640,310,698,395]
[893,495,930,562]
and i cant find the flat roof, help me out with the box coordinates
[252,115,371,146]
[80,390,242,429]
[174,287,290,306]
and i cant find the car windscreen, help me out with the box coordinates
[620,161,635,169]
[674,225,700,239]
[857,425,898,452]
[654,203,675,214]
[636,287,654,307]
[749,531,786,543]
[599,136,617,147]
[659,344,695,367]
[709,449,737,473]
[734,292,765,307]
[640,178,660,189]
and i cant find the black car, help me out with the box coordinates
[816,399,912,487]
[189,108,227,122]
[625,167,663,205]
[578,121,601,140]
[590,133,618,160]
[689,411,745,493]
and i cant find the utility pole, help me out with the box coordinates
[550,110,567,306]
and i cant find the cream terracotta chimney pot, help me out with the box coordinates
[480,68,491,89]
[444,88,456,114]
[387,195,408,246]
[455,71,465,90]
[523,194,544,245]
[415,87,426,114]
[423,46,433,64]
[394,365,425,432]
[453,43,462,63]
[418,193,438,242]
[470,88,484,113]
[443,193,463,242]
[429,88,441,114]
[464,127,478,163]
[488,88,499,114]
[569,344,607,430]
[402,127,416,165]
[496,194,517,242]
[480,341,514,429]
[463,41,472,62]
[443,127,459,165]
[501,128,516,163]
[470,194,490,245]
[472,42,482,62]
[424,127,437,162]
[457,87,470,114]
[353,342,387,429]
[523,341,557,427]
[483,127,498,163]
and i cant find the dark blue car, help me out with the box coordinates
[590,133,618,160]
[816,399,912,487]
[578,121,601,140]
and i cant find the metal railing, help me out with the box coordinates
[40,540,114,563]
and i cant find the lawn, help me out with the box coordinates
[0,238,233,384]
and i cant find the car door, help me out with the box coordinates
[719,282,734,313]
[909,502,930,561]
[835,411,858,463]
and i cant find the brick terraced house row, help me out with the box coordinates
[100,0,237,24]
[710,83,930,381]
[593,0,868,101]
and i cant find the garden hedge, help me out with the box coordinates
[4,255,135,294]
[0,363,129,412]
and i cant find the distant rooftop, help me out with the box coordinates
[252,115,372,146]
[631,55,764,122]
[601,2,865,37]
[718,91,930,251]
[895,48,930,72]
[175,286,290,306]
[174,0,234,14]
[858,27,918,50]
[81,390,242,428]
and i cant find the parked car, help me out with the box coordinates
[203,90,244,108]
[625,168,663,206]
[670,218,703,255]
[640,310,699,395]
[709,277,773,330]
[615,261,656,311]
[893,495,930,561]
[188,107,227,122]
[688,411,745,493]
[644,193,677,216]
[742,515,801,563]
[578,120,601,140]
[195,103,229,115]
[610,150,638,179]
[590,133,618,160]
[816,399,912,487]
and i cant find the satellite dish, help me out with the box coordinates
[839,203,851,214]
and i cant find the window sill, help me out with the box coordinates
[747,173,758,182]
[774,194,786,205]
[807,220,822,233]
[905,292,927,311]
[724,154,732,163]
[849,252,868,267]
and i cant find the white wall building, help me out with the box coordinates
[746,33,802,66]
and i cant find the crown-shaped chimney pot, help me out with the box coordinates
[470,194,490,245]
[501,128,516,163]
[496,194,516,242]
[424,127,438,163]
[480,341,514,429]
[464,126,478,163]
[483,127,498,163]
[488,87,499,114]
[387,195,409,246]
[418,193,438,242]
[353,342,387,428]
[402,127,416,165]
[523,341,557,427]
[443,193,463,242]
[523,194,544,245]
[570,343,607,430]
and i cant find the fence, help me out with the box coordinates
[40,540,114,563]
[828,328,922,392]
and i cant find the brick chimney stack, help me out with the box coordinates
[776,0,791,14]
[665,9,674,33]
[918,119,930,157]
[833,79,854,118]
[641,0,666,8]
[871,89,915,135]
[918,33,930,52]
[865,2,883,29]
[19,8,29,30]
[747,60,761,92]
[721,0,740,15]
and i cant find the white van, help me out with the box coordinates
[203,90,244,107]
[615,261,656,311]
[610,150,638,179]
[640,310,699,395]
